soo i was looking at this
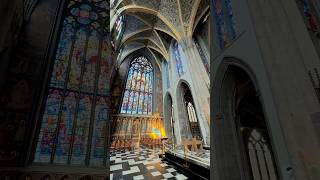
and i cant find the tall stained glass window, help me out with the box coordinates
[115,15,124,41]
[174,42,184,77]
[297,0,320,34]
[194,37,210,74]
[164,61,170,89]
[34,0,110,167]
[120,56,153,115]
[213,0,237,49]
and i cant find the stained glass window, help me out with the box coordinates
[120,56,153,115]
[115,15,124,41]
[174,42,184,77]
[186,101,202,139]
[164,61,170,89]
[246,129,278,179]
[187,102,198,123]
[213,0,237,49]
[194,37,210,74]
[297,0,320,33]
[34,0,110,167]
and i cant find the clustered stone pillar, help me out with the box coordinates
[178,37,210,146]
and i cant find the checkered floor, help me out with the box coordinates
[110,147,189,180]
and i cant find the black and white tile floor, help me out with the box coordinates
[110,147,189,180]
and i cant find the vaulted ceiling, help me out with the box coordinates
[110,0,210,65]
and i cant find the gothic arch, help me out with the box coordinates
[175,79,202,140]
[211,57,280,180]
[111,50,161,115]
[119,49,161,71]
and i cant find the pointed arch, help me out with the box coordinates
[211,57,284,180]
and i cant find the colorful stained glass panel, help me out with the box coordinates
[71,94,92,165]
[54,91,76,164]
[82,32,99,92]
[35,0,110,167]
[98,38,109,95]
[50,23,74,88]
[90,96,108,166]
[34,89,62,163]
[120,57,153,115]
[174,43,184,77]
[68,28,86,90]
[213,0,237,49]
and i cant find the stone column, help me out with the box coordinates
[179,37,211,145]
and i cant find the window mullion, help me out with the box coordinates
[67,93,80,164]
[130,69,139,114]
[146,72,150,114]
[126,68,135,113]
[141,71,147,115]
[149,71,153,114]
[85,28,104,166]
[136,70,144,114]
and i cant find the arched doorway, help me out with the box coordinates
[212,63,279,180]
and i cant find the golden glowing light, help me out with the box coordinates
[147,112,167,139]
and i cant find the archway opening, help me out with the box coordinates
[184,88,202,140]
[212,64,279,180]
[176,82,203,140]
[233,67,278,180]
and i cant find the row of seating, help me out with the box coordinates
[140,138,162,148]
[110,139,133,151]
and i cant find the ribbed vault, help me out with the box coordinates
[111,0,210,64]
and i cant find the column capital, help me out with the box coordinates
[177,36,196,51]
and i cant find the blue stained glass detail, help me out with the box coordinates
[115,15,124,41]
[213,0,237,49]
[300,0,319,32]
[213,0,225,49]
[225,0,237,40]
[165,62,170,89]
[143,93,148,114]
[50,23,74,88]
[148,94,153,115]
[174,42,184,77]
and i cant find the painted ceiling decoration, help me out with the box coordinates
[110,0,210,64]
